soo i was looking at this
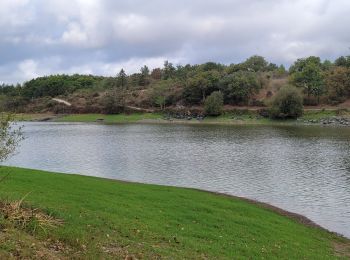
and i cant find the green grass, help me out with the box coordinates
[6,113,52,122]
[14,109,349,126]
[56,113,163,123]
[0,167,348,259]
[301,110,338,121]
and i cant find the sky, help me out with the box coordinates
[0,0,349,84]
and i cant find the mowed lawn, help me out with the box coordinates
[0,167,349,259]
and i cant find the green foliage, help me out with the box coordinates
[183,70,220,104]
[289,56,325,102]
[200,62,224,72]
[219,71,260,105]
[162,61,176,80]
[335,56,350,67]
[0,114,23,162]
[204,91,224,116]
[21,74,102,99]
[269,85,303,119]
[139,65,150,86]
[241,55,269,72]
[151,80,174,109]
[3,55,350,113]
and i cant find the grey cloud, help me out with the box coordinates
[0,0,349,83]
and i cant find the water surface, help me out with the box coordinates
[5,122,350,238]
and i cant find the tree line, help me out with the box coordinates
[1,55,350,116]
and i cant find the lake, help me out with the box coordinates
[4,122,350,238]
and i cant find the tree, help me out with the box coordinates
[117,69,127,89]
[325,67,350,103]
[151,81,172,110]
[0,114,23,163]
[289,56,325,103]
[140,65,149,76]
[269,85,303,119]
[335,56,350,68]
[139,66,150,86]
[162,61,176,80]
[241,55,269,72]
[183,70,220,104]
[204,91,224,116]
[200,62,224,72]
[219,71,260,105]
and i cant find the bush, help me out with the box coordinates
[325,67,350,104]
[99,90,125,114]
[269,85,303,119]
[219,71,260,105]
[204,91,224,116]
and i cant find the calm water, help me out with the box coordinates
[4,122,350,238]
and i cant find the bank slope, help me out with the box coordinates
[0,167,349,259]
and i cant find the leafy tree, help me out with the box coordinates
[0,114,23,163]
[241,55,269,72]
[266,63,278,71]
[151,81,173,110]
[335,56,350,67]
[183,70,220,104]
[200,62,224,72]
[204,91,224,116]
[269,85,303,119]
[289,56,325,103]
[325,67,350,103]
[219,71,260,105]
[322,59,333,70]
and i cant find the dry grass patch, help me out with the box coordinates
[0,196,63,232]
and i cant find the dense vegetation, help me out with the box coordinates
[269,86,304,119]
[1,55,350,118]
[0,167,349,259]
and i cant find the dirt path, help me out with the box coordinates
[52,98,71,107]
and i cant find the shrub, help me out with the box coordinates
[269,85,303,119]
[99,90,125,114]
[325,67,350,104]
[204,91,224,116]
[219,71,260,105]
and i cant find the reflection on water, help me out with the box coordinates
[5,122,350,238]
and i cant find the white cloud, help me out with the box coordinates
[18,59,39,79]
[62,23,88,46]
[0,0,350,83]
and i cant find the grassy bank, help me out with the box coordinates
[13,108,350,126]
[55,113,164,123]
[53,109,348,125]
[0,167,349,259]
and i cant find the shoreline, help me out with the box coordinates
[14,111,350,127]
